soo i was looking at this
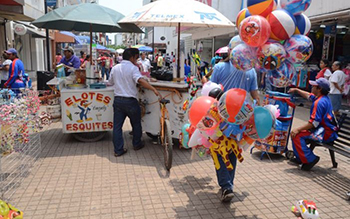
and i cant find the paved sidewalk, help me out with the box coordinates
[9,106,350,219]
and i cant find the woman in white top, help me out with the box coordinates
[0,52,12,88]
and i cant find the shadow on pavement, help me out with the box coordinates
[284,166,350,199]
[250,151,286,163]
[169,176,260,219]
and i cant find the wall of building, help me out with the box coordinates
[305,0,350,17]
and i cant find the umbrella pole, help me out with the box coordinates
[90,24,93,66]
[177,22,180,79]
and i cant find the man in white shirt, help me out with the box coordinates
[139,52,151,77]
[0,52,12,88]
[109,48,160,157]
[329,61,346,115]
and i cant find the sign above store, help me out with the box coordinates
[14,24,27,35]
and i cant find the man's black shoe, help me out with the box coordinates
[290,157,302,165]
[134,143,145,151]
[301,156,320,171]
[114,148,127,157]
[221,189,234,202]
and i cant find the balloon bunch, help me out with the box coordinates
[182,76,199,111]
[0,199,23,219]
[232,0,313,88]
[180,83,278,170]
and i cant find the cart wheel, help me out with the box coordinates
[73,132,107,142]
[285,150,294,160]
[146,132,158,140]
[163,120,173,171]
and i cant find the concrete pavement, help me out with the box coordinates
[8,105,350,219]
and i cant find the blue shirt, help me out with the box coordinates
[5,58,25,88]
[309,94,338,142]
[210,61,258,92]
[184,64,191,77]
[59,55,81,69]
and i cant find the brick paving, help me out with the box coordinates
[8,106,350,219]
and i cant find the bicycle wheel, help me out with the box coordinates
[163,119,173,170]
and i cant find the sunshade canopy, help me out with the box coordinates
[119,0,234,28]
[32,3,143,33]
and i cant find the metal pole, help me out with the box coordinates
[4,19,7,50]
[152,27,155,58]
[44,0,51,71]
[177,22,181,79]
[90,24,93,65]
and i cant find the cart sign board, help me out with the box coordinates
[61,88,114,133]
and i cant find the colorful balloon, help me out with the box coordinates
[280,0,312,15]
[218,88,254,124]
[180,124,191,148]
[236,8,251,28]
[284,34,313,64]
[294,13,311,35]
[244,106,274,139]
[257,41,287,70]
[239,15,271,47]
[268,9,296,41]
[196,103,222,131]
[266,59,296,88]
[230,43,257,71]
[189,96,216,127]
[228,35,242,50]
[201,81,221,96]
[247,0,275,17]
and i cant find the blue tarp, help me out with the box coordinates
[60,31,83,44]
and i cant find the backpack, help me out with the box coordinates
[105,58,111,68]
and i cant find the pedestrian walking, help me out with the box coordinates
[210,59,260,202]
[329,61,346,115]
[108,48,161,157]
[157,52,164,70]
[139,52,152,78]
[288,78,338,171]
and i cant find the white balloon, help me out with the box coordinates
[188,129,205,148]
[201,81,221,96]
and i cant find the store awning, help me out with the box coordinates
[54,31,75,43]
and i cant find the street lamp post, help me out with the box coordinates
[44,0,51,71]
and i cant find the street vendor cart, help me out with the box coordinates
[138,80,191,170]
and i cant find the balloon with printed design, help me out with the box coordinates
[247,0,275,17]
[284,34,313,64]
[294,13,311,35]
[239,15,271,47]
[228,35,242,51]
[265,59,296,87]
[280,0,312,15]
[257,41,287,70]
[189,96,216,127]
[268,9,296,41]
[230,43,257,71]
[236,8,251,28]
[218,88,254,125]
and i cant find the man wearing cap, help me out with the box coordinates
[288,78,338,171]
[59,46,81,76]
[3,48,26,92]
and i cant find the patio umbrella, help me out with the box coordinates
[215,46,229,54]
[119,0,234,78]
[32,3,142,68]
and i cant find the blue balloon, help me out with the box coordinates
[280,0,312,15]
[220,122,245,139]
[254,106,273,139]
[181,124,190,148]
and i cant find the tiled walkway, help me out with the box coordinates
[8,106,350,218]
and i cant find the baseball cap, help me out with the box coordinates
[63,46,74,53]
[5,48,17,55]
[309,78,330,92]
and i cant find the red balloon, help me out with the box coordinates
[239,15,271,47]
[189,96,216,127]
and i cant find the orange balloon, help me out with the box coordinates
[218,88,254,124]
[189,96,216,126]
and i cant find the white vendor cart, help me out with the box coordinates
[60,87,114,141]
